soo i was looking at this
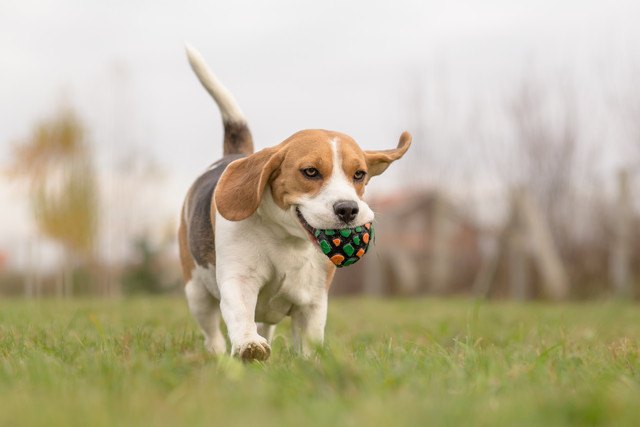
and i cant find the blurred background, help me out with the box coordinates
[1,0,638,300]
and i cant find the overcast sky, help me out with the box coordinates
[1,0,639,266]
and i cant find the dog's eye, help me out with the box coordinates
[353,170,367,181]
[301,168,321,179]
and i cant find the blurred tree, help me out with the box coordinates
[121,234,179,295]
[510,81,577,228]
[507,78,583,259]
[9,107,99,296]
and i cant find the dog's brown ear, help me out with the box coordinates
[365,131,412,178]
[215,145,285,221]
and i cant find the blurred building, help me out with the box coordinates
[331,190,482,296]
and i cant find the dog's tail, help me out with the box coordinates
[185,43,254,156]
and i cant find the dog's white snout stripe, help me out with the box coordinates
[296,138,374,229]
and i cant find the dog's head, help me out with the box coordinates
[215,129,411,240]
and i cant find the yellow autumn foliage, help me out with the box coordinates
[10,108,98,259]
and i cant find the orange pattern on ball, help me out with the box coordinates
[356,248,365,258]
[330,254,345,265]
[332,238,341,246]
[362,233,369,244]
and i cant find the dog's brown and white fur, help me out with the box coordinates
[179,44,411,361]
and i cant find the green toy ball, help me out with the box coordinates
[313,223,374,267]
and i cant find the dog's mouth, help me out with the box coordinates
[295,206,374,267]
[295,207,317,240]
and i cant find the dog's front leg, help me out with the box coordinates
[291,294,328,357]
[218,279,270,361]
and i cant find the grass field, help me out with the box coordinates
[0,297,639,427]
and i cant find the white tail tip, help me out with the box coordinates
[185,43,246,124]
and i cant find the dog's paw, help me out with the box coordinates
[232,337,271,362]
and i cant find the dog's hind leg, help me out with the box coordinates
[185,279,227,354]
[257,323,276,342]
[290,295,328,357]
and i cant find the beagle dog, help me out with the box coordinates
[180,45,411,361]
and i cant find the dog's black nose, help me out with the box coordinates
[333,200,359,223]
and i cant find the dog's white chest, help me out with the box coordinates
[254,239,328,324]
[214,212,330,325]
